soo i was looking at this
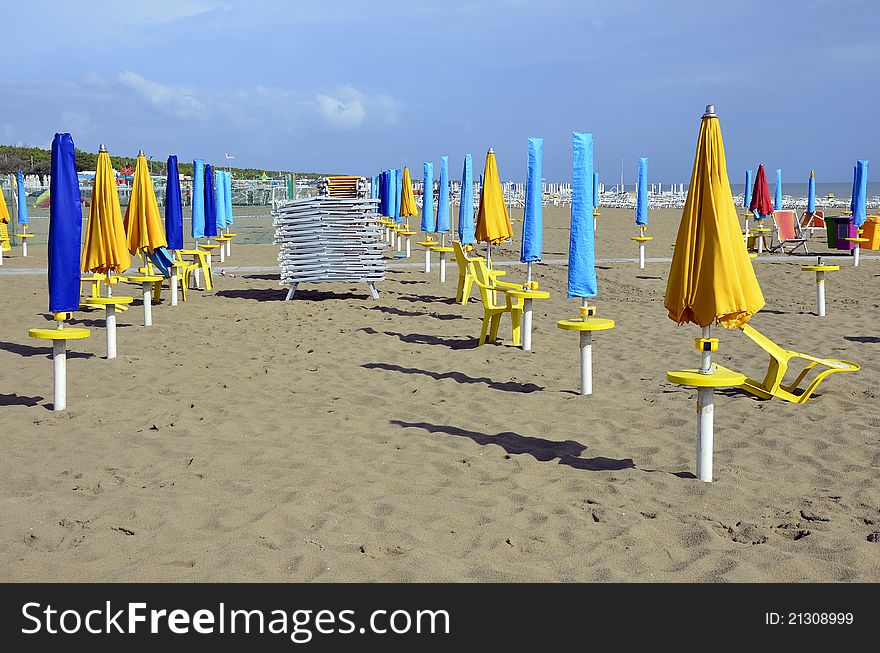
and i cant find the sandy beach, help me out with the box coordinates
[1,206,878,582]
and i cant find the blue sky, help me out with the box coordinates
[3,0,878,183]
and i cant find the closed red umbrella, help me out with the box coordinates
[749,163,774,218]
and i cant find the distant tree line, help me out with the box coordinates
[0,144,335,181]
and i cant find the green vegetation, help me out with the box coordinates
[0,144,333,180]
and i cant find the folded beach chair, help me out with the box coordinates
[733,324,858,404]
[451,241,506,305]
[469,258,523,346]
[770,210,808,254]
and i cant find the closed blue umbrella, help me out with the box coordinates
[568,132,596,299]
[192,159,205,240]
[420,162,435,233]
[636,157,648,226]
[214,169,227,233]
[853,160,869,228]
[437,156,451,234]
[521,137,543,277]
[165,155,183,251]
[381,170,392,217]
[224,172,234,226]
[744,169,753,209]
[458,154,475,244]
[592,171,599,208]
[371,175,379,200]
[774,168,783,210]
[395,168,403,223]
[16,170,29,226]
[204,164,217,238]
[48,133,82,314]
[807,171,816,214]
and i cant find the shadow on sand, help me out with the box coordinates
[363,362,543,393]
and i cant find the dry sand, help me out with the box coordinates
[1,206,878,582]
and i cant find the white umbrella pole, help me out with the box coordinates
[580,298,592,395]
[53,339,67,411]
[106,304,117,359]
[439,250,447,282]
[817,270,826,317]
[219,241,226,263]
[405,237,411,258]
[696,325,714,482]
[853,243,860,267]
[23,238,28,257]
[170,267,179,306]
[424,248,431,273]
[226,228,232,256]
[527,262,533,285]
[142,282,152,326]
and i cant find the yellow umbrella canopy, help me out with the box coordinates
[82,147,132,274]
[124,151,167,255]
[399,166,418,218]
[475,148,513,244]
[664,106,764,328]
[0,185,10,223]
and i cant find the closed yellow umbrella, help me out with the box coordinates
[0,184,10,259]
[0,185,10,223]
[475,148,513,247]
[399,166,418,219]
[665,108,764,328]
[665,104,765,483]
[124,151,167,255]
[82,145,131,274]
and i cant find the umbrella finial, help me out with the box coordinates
[138,149,145,157]
[702,104,717,118]
[488,147,494,154]
[98,143,107,153]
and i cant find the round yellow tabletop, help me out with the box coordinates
[213,236,231,242]
[399,231,417,237]
[417,239,438,247]
[17,232,34,238]
[844,237,868,243]
[198,244,221,251]
[122,275,164,283]
[801,265,839,272]
[666,368,746,388]
[752,227,771,233]
[429,246,454,253]
[29,327,90,340]
[224,233,237,238]
[82,296,133,307]
[557,317,615,331]
[507,289,551,300]
[631,236,653,243]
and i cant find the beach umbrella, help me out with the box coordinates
[371,175,379,200]
[556,132,615,395]
[475,148,513,264]
[165,155,184,252]
[17,170,29,226]
[664,105,765,482]
[400,167,418,219]
[437,156,451,238]
[0,182,9,265]
[204,164,217,238]
[393,168,403,223]
[593,171,600,208]
[224,172,234,227]
[82,145,131,275]
[458,154,475,245]
[28,133,91,410]
[631,157,652,268]
[420,162,435,234]
[774,169,783,211]
[214,168,227,234]
[125,151,168,256]
[0,184,9,224]
[807,170,816,214]
[192,159,205,242]
[379,170,390,216]
[286,174,294,200]
[851,161,868,227]
[749,164,773,219]
[520,137,543,281]
[743,169,753,209]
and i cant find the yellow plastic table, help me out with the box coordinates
[28,326,90,411]
[213,235,232,262]
[399,230,417,258]
[750,227,771,253]
[666,367,746,388]
[179,249,213,291]
[801,264,839,316]
[429,245,455,282]
[17,230,34,257]
[82,296,133,359]
[118,275,163,326]
[631,236,653,268]
[417,239,439,270]
[507,289,551,351]
[557,316,615,395]
[845,237,869,267]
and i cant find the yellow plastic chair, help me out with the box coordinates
[470,258,523,346]
[178,249,213,291]
[736,324,859,403]
[451,241,506,305]
[0,222,11,252]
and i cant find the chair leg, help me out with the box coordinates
[179,272,188,302]
[489,313,502,341]
[511,309,522,347]
[461,276,474,305]
[204,265,214,291]
[455,276,465,303]
[479,313,491,345]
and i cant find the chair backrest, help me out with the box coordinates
[470,259,503,310]
[774,210,800,241]
[452,241,469,272]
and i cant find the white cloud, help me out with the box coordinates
[60,111,91,136]
[117,71,208,120]
[316,87,366,129]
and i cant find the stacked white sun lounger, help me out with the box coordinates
[273,196,385,300]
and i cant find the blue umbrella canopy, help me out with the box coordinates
[437,156,451,233]
[744,169,753,209]
[48,133,82,314]
[520,137,543,263]
[371,175,379,200]
[592,171,599,208]
[165,155,184,250]
[192,159,205,239]
[420,161,435,233]
[852,160,869,228]
[381,170,392,217]
[458,154,475,245]
[16,170,29,225]
[774,168,783,210]
[807,171,816,214]
[568,132,597,299]
[636,157,648,226]
[214,168,227,233]
[204,164,217,238]
[224,172,234,226]
[394,168,403,223]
